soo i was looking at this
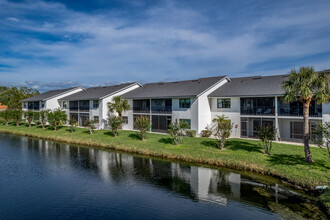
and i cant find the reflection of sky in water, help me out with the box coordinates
[0,134,325,219]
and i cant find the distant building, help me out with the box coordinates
[0,103,7,111]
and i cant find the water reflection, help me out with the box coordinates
[3,134,327,219]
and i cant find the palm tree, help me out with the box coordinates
[107,96,130,118]
[282,67,329,162]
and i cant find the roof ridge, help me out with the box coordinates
[143,75,226,86]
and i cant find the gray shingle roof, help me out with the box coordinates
[122,76,227,99]
[208,74,289,97]
[22,87,82,102]
[59,82,139,101]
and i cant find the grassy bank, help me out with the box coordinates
[0,122,329,191]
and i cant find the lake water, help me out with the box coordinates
[0,133,326,219]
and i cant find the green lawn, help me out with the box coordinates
[0,122,329,190]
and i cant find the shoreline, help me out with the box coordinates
[0,126,328,190]
[0,125,329,214]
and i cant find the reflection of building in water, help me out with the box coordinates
[24,137,242,206]
[171,163,241,205]
[95,150,135,182]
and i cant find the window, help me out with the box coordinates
[217,98,231,108]
[180,119,191,129]
[62,101,68,108]
[179,98,191,108]
[122,116,128,124]
[23,102,27,108]
[41,102,45,108]
[93,100,99,108]
[93,116,99,123]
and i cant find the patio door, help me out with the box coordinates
[241,120,248,137]
[79,113,90,127]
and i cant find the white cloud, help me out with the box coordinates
[6,17,19,22]
[0,0,329,90]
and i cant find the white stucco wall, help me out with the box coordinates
[197,78,229,134]
[322,102,330,124]
[100,84,141,129]
[46,88,84,111]
[210,97,241,138]
[172,97,197,131]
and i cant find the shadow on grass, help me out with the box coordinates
[159,137,174,145]
[104,131,116,137]
[267,154,330,169]
[225,139,263,153]
[129,133,141,140]
[201,140,218,148]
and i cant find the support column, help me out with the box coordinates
[275,96,279,141]
[149,99,152,132]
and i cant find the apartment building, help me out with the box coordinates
[121,76,230,133]
[208,74,329,142]
[21,87,84,111]
[20,73,329,144]
[58,82,141,129]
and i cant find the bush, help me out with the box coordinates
[212,115,233,149]
[85,119,97,135]
[168,119,190,145]
[24,111,34,128]
[39,110,49,129]
[47,109,67,131]
[68,118,77,133]
[134,115,150,141]
[257,126,276,155]
[108,115,122,137]
[200,127,212,137]
[186,130,196,137]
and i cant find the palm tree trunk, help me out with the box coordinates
[303,100,313,162]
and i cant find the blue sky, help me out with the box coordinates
[1,0,330,91]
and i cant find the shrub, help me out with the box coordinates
[24,111,34,128]
[168,119,190,145]
[0,110,11,125]
[313,122,330,158]
[68,118,77,133]
[257,126,276,155]
[85,119,97,135]
[200,126,212,137]
[47,109,67,131]
[39,110,49,129]
[186,130,196,137]
[108,115,122,137]
[134,115,150,141]
[212,115,233,149]
[11,110,22,126]
[33,112,40,125]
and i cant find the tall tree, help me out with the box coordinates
[0,87,39,110]
[107,96,130,118]
[282,67,329,162]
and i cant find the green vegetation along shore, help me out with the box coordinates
[0,122,329,191]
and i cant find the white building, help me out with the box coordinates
[208,74,329,143]
[21,73,329,144]
[21,87,84,112]
[121,76,230,133]
[58,82,141,129]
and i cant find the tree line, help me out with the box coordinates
[0,86,39,110]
